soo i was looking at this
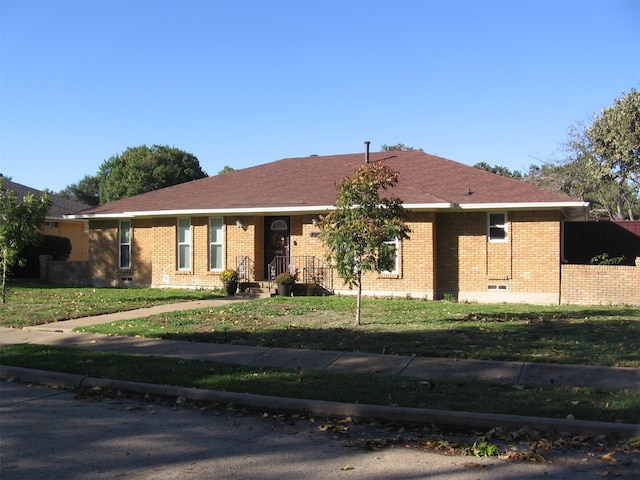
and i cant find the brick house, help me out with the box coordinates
[68,150,589,304]
[1,176,89,262]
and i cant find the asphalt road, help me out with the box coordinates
[1,380,638,480]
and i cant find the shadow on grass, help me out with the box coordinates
[113,306,640,366]
[2,344,638,423]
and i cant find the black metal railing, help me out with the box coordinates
[235,256,253,283]
[268,255,333,293]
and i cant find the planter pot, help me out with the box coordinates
[223,281,238,296]
[277,284,293,297]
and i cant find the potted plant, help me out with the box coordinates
[220,269,238,296]
[274,272,295,297]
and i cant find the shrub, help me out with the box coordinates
[590,253,625,265]
[219,269,238,282]
[274,272,295,285]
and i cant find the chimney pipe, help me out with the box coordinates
[364,141,370,164]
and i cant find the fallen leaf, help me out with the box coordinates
[462,462,488,469]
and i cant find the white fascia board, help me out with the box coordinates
[64,201,589,220]
[403,203,455,210]
[65,205,337,219]
[456,201,589,210]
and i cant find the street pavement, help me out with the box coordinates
[2,380,639,480]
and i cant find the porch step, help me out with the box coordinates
[236,282,271,299]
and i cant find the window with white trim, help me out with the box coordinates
[119,220,131,269]
[381,238,400,274]
[488,213,508,242]
[209,217,223,270]
[177,218,191,270]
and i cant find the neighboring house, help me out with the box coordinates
[68,150,591,304]
[1,176,90,261]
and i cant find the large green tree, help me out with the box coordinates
[585,88,640,220]
[477,89,640,220]
[559,123,639,219]
[380,143,422,152]
[319,161,410,326]
[57,174,101,206]
[473,162,523,178]
[98,145,208,203]
[0,177,50,303]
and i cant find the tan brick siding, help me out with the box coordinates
[42,221,89,261]
[509,211,561,299]
[88,219,118,287]
[435,211,486,295]
[561,259,640,306]
[434,210,561,303]
[89,211,628,306]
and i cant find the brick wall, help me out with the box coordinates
[326,212,437,299]
[42,220,89,261]
[39,255,88,286]
[89,219,118,287]
[88,211,634,306]
[150,216,216,289]
[433,210,562,304]
[561,259,640,305]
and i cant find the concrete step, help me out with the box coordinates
[236,282,271,298]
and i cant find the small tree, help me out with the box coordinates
[0,178,50,303]
[320,161,410,325]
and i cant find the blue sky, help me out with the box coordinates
[1,0,638,193]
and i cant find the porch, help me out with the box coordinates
[235,255,334,297]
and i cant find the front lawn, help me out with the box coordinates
[0,279,220,327]
[77,296,640,367]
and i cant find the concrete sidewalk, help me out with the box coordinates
[2,324,639,391]
[1,296,638,391]
[1,297,639,436]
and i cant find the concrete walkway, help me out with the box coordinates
[1,297,639,436]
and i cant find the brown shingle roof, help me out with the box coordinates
[1,176,90,218]
[73,151,585,217]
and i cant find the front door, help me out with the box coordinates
[264,216,290,279]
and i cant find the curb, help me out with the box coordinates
[2,365,638,438]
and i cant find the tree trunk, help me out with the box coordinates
[1,250,7,304]
[615,179,625,221]
[354,273,362,326]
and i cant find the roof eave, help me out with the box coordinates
[456,201,590,210]
[65,205,339,220]
[66,201,590,220]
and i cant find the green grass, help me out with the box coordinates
[2,284,638,424]
[0,279,220,327]
[78,296,640,367]
[2,343,638,424]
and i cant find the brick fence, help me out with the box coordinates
[561,257,640,306]
[39,255,89,286]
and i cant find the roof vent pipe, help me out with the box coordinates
[364,141,370,164]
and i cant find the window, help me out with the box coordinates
[119,220,131,269]
[177,218,191,270]
[488,213,508,242]
[381,238,400,274]
[209,217,223,270]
